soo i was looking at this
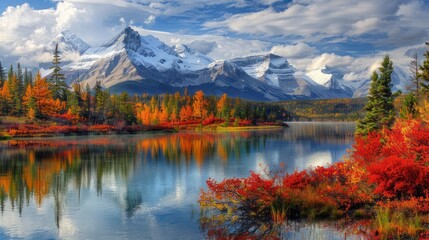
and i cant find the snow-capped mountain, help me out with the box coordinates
[232,55,353,98]
[48,27,412,101]
[47,30,90,55]
[353,65,411,97]
[61,27,289,101]
[231,53,295,88]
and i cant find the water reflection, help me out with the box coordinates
[0,123,356,239]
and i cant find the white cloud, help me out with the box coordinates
[270,42,317,58]
[204,0,429,46]
[349,17,380,36]
[308,53,355,71]
[133,26,271,60]
[144,15,156,25]
[0,1,158,66]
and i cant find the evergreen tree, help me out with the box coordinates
[50,43,67,101]
[93,81,109,123]
[356,55,395,135]
[84,83,91,120]
[16,63,23,83]
[420,42,429,94]
[23,68,32,88]
[9,74,22,115]
[7,65,13,81]
[117,92,136,124]
[0,61,5,87]
[400,93,418,119]
[68,83,83,116]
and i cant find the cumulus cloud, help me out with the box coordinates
[0,1,158,66]
[204,0,429,47]
[270,42,316,58]
[308,53,355,71]
[134,27,271,60]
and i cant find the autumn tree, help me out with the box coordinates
[0,81,12,115]
[192,90,208,121]
[216,93,230,121]
[356,55,395,135]
[23,84,37,120]
[50,43,67,101]
[32,72,54,117]
[138,103,151,125]
[179,105,193,122]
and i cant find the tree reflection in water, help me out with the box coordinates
[0,131,268,229]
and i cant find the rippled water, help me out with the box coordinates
[0,122,359,239]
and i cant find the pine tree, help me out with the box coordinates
[7,65,13,81]
[16,63,23,83]
[10,74,22,115]
[23,68,32,89]
[420,42,429,94]
[356,55,395,135]
[0,61,5,87]
[67,83,83,116]
[83,83,91,120]
[50,43,67,101]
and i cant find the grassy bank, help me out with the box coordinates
[216,125,283,131]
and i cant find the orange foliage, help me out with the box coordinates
[179,105,193,121]
[192,90,208,120]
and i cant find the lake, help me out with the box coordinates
[0,122,359,239]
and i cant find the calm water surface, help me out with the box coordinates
[0,122,359,239]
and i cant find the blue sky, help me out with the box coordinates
[0,0,428,79]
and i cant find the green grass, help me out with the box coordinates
[374,207,423,239]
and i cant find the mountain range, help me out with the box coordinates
[44,27,411,101]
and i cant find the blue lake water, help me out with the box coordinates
[0,122,361,239]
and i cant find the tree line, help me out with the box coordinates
[0,44,287,126]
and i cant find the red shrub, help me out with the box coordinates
[368,156,429,199]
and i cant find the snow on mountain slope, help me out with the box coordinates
[56,26,416,101]
[231,53,295,88]
[60,27,289,101]
[48,30,90,54]
[174,44,213,71]
[353,65,411,97]
[305,66,345,90]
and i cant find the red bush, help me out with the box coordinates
[368,156,429,198]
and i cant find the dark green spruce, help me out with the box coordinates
[50,43,67,101]
[356,55,395,135]
[420,42,429,93]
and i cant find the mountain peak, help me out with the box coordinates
[49,29,90,54]
[102,27,141,51]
